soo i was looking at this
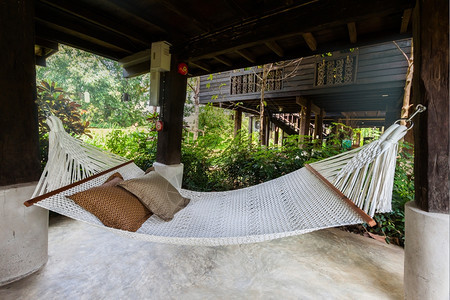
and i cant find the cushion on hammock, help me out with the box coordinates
[102,172,124,187]
[119,171,190,221]
[66,173,151,232]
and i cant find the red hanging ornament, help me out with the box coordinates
[155,120,164,132]
[177,63,188,75]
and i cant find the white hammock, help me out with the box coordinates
[25,116,408,246]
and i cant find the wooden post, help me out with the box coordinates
[412,0,449,213]
[0,0,41,186]
[264,117,270,146]
[156,56,188,165]
[301,98,312,137]
[298,108,305,137]
[317,108,325,140]
[234,109,242,137]
[274,126,279,146]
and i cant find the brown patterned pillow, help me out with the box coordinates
[119,171,190,221]
[67,173,151,232]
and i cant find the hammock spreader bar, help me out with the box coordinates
[305,164,376,227]
[24,160,135,207]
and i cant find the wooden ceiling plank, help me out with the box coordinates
[36,24,124,60]
[36,18,133,54]
[223,0,250,18]
[302,32,317,51]
[235,49,256,63]
[39,0,152,46]
[180,0,413,60]
[156,0,213,32]
[190,61,211,73]
[400,8,412,33]
[214,55,233,67]
[104,0,185,41]
[36,3,139,53]
[35,37,58,50]
[347,22,357,43]
[265,40,284,57]
[119,50,151,68]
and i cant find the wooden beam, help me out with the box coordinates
[189,61,211,73]
[265,40,284,57]
[39,0,152,45]
[314,108,325,140]
[36,24,124,60]
[301,98,312,136]
[105,0,184,40]
[400,8,412,33]
[179,0,414,61]
[119,50,151,68]
[224,0,250,18]
[35,37,58,50]
[347,22,357,43]
[1,0,41,185]
[214,55,233,67]
[296,96,320,115]
[412,0,449,213]
[234,109,242,137]
[235,49,256,63]
[156,55,188,165]
[24,161,134,207]
[35,55,47,67]
[187,31,412,77]
[35,2,139,54]
[155,0,212,32]
[302,32,317,51]
[122,61,150,78]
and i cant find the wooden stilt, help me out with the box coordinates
[234,109,242,137]
[413,0,449,213]
[156,55,187,165]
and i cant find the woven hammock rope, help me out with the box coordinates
[26,116,408,246]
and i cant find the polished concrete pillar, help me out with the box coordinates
[404,201,449,299]
[0,183,48,286]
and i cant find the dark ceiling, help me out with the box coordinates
[34,0,415,77]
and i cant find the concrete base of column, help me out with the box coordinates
[404,201,449,299]
[153,162,184,190]
[0,182,48,286]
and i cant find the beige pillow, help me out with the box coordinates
[67,174,151,232]
[119,171,190,221]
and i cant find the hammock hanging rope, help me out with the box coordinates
[24,111,419,246]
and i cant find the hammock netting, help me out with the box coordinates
[27,116,408,246]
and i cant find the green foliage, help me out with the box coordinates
[37,45,149,128]
[36,80,90,170]
[87,129,157,171]
[36,80,90,136]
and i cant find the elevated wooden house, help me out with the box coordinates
[199,39,412,139]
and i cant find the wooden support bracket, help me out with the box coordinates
[302,32,317,51]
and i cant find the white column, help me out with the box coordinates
[0,182,48,286]
[404,201,449,299]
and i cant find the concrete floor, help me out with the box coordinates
[0,215,404,300]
